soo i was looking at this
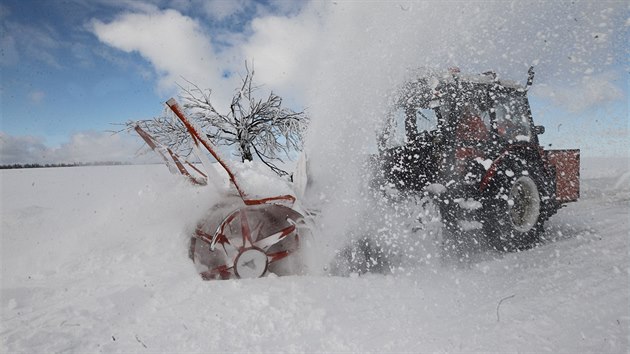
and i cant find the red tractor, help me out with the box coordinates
[135,68,581,278]
[375,67,579,252]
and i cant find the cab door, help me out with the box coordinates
[379,105,442,191]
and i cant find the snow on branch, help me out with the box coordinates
[128,62,309,176]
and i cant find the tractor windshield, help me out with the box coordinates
[493,94,533,143]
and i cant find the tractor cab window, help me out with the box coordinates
[415,107,439,133]
[455,104,491,143]
[494,95,532,143]
[384,106,440,148]
[385,108,407,147]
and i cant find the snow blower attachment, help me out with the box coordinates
[135,98,307,280]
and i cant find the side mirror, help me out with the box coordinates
[534,125,545,135]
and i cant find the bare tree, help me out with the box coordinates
[131,63,308,176]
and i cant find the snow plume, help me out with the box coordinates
[296,1,627,273]
[86,0,627,272]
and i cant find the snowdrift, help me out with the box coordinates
[1,158,628,352]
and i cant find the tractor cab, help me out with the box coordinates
[377,68,547,196]
[376,68,580,251]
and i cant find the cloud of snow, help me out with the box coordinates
[257,1,629,269]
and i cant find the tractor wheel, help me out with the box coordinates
[483,160,544,251]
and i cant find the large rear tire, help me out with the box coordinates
[483,160,544,251]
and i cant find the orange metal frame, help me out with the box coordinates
[164,98,296,206]
[134,125,207,185]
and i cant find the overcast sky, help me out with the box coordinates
[0,0,628,164]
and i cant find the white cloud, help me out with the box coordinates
[90,8,234,106]
[28,90,45,104]
[533,72,624,113]
[53,131,149,163]
[1,21,62,68]
[264,0,305,16]
[0,32,18,66]
[201,0,248,21]
[88,3,323,111]
[240,9,321,97]
[164,0,248,21]
[84,0,160,14]
[0,131,153,165]
[0,133,48,164]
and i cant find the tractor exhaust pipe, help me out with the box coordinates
[526,66,535,90]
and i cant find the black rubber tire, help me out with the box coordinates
[483,158,544,252]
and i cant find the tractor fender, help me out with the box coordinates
[478,145,547,193]
[478,152,507,193]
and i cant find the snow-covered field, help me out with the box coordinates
[1,157,628,352]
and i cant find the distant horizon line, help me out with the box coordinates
[0,161,147,169]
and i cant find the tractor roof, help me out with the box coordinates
[392,68,527,109]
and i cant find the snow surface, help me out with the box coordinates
[1,158,629,352]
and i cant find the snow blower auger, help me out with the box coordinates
[136,98,308,280]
